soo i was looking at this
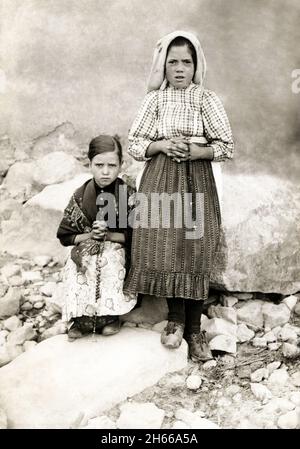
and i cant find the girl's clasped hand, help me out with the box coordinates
[91,220,107,241]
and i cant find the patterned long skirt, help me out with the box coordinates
[124,153,221,301]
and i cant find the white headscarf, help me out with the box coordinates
[147,30,207,92]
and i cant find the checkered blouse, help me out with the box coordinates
[128,83,234,162]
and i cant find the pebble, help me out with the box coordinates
[252,337,267,348]
[22,271,43,283]
[33,255,52,267]
[117,402,165,429]
[237,323,255,342]
[186,375,202,390]
[202,360,217,370]
[21,302,33,311]
[268,369,290,386]
[34,301,45,310]
[220,295,238,307]
[8,276,23,287]
[291,372,300,387]
[1,264,21,279]
[282,295,298,311]
[23,341,38,351]
[3,316,21,332]
[282,342,300,359]
[267,361,281,374]
[268,342,282,351]
[277,410,299,429]
[264,331,277,343]
[263,398,295,414]
[250,368,269,382]
[250,383,272,402]
[225,385,241,396]
[40,282,57,297]
[278,328,298,343]
[290,392,300,406]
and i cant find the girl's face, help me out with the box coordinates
[90,151,121,188]
[165,44,195,89]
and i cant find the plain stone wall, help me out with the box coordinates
[0,0,299,180]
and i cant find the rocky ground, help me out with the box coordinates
[0,252,300,429]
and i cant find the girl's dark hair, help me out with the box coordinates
[166,36,197,70]
[88,134,122,163]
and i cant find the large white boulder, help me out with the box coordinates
[3,161,37,201]
[0,328,187,429]
[211,173,300,295]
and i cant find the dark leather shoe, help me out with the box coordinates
[68,322,84,342]
[161,321,185,349]
[185,331,213,362]
[102,318,121,336]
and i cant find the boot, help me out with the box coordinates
[185,331,213,362]
[161,321,185,349]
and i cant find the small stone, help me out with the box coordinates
[40,322,67,340]
[250,368,269,382]
[33,301,45,310]
[40,282,57,297]
[175,409,219,429]
[250,383,272,402]
[282,342,300,359]
[237,301,263,329]
[225,384,241,396]
[233,293,253,300]
[290,392,300,407]
[220,295,238,307]
[1,264,21,279]
[263,398,295,414]
[262,302,291,330]
[33,256,52,267]
[0,408,8,429]
[278,328,298,343]
[205,318,237,340]
[22,271,43,283]
[0,288,21,319]
[0,346,11,367]
[208,305,237,324]
[23,340,38,352]
[152,320,167,333]
[268,369,290,386]
[237,323,255,342]
[21,302,33,311]
[252,337,267,348]
[117,402,165,429]
[84,416,117,429]
[3,316,21,332]
[268,342,282,351]
[264,331,277,343]
[282,295,298,311]
[267,361,281,375]
[186,374,202,390]
[121,321,137,328]
[277,410,299,429]
[7,324,37,346]
[220,354,236,367]
[8,276,23,287]
[290,372,300,387]
[202,360,217,370]
[6,343,24,360]
[272,326,282,337]
[209,334,237,353]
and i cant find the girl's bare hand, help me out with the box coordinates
[91,220,107,240]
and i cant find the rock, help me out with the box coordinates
[0,198,22,223]
[121,295,168,325]
[3,316,21,332]
[264,331,277,343]
[237,301,263,329]
[200,314,210,330]
[30,122,80,159]
[264,398,295,415]
[202,360,217,370]
[272,326,283,337]
[1,264,21,279]
[3,161,37,201]
[250,368,269,382]
[0,346,11,367]
[294,302,300,317]
[220,295,238,307]
[267,361,281,375]
[22,271,43,283]
[21,302,33,311]
[291,372,300,387]
[33,151,86,186]
[117,402,165,429]
[175,409,219,429]
[233,293,253,300]
[252,337,267,348]
[225,385,241,396]
[237,366,251,379]
[0,288,21,319]
[186,375,202,390]
[33,301,44,310]
[0,408,8,429]
[237,323,255,342]
[220,354,236,367]
[277,410,299,429]
[209,335,236,353]
[268,369,290,386]
[250,383,272,402]
[278,328,298,343]
[205,318,236,341]
[210,174,300,295]
[0,329,187,428]
[7,324,37,346]
[33,256,52,267]
[290,392,300,407]
[6,343,24,361]
[40,282,58,297]
[23,341,38,352]
[283,323,300,336]
[262,302,291,329]
[282,342,300,358]
[268,342,282,351]
[8,276,23,287]
[84,416,117,429]
[152,320,168,333]
[282,295,298,311]
[40,322,67,340]
[208,305,237,324]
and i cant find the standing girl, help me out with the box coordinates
[124,31,234,361]
[57,135,137,340]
